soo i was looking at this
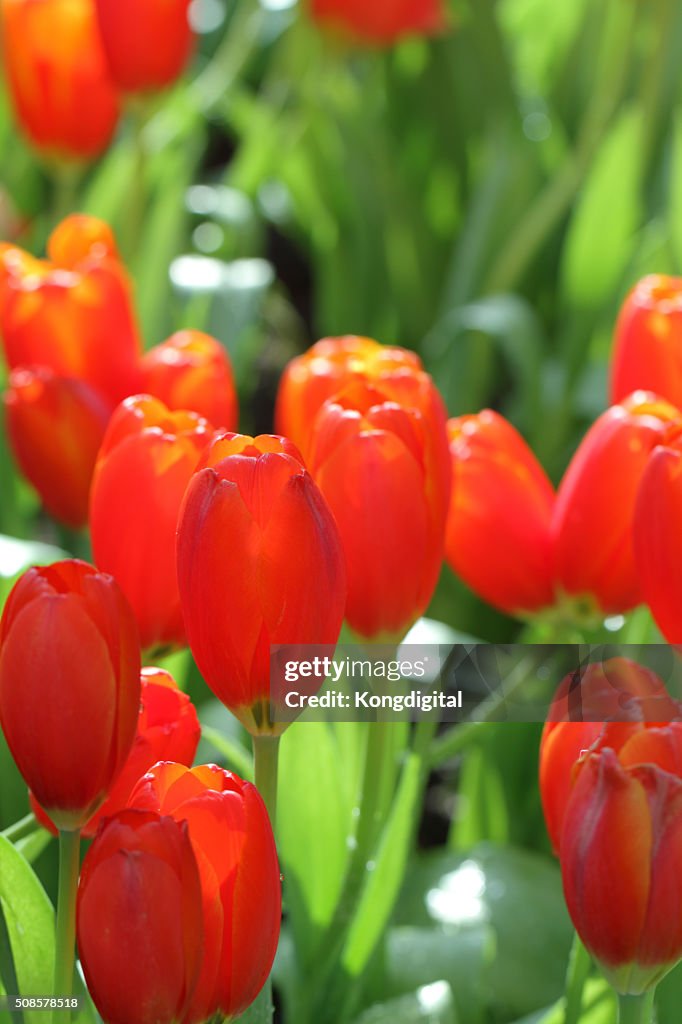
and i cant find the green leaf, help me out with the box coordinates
[449,745,509,849]
[395,843,574,1020]
[278,722,355,964]
[509,979,616,1023]
[342,753,422,977]
[670,113,682,274]
[353,981,457,1024]
[0,835,55,1024]
[377,927,493,1024]
[560,106,644,309]
[199,725,253,781]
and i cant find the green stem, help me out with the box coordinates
[1,812,38,844]
[51,164,81,227]
[563,934,591,1024]
[248,735,281,1024]
[124,107,148,260]
[618,991,656,1024]
[52,830,81,1022]
[252,734,280,827]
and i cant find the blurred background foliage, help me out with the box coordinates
[1,0,681,1022]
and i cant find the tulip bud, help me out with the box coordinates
[128,762,281,1023]
[90,395,214,653]
[176,433,346,734]
[4,366,110,527]
[551,393,680,617]
[308,379,450,640]
[633,425,682,643]
[561,746,682,994]
[539,657,680,854]
[445,410,555,615]
[77,809,204,1024]
[275,335,426,462]
[94,0,194,93]
[1,0,119,161]
[611,276,682,408]
[0,215,142,407]
[140,330,238,431]
[308,0,446,45]
[0,559,141,831]
[32,667,201,838]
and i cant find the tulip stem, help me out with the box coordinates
[562,934,591,1024]
[52,829,80,1020]
[618,991,656,1024]
[253,735,280,828]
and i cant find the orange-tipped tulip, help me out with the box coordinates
[128,762,281,1023]
[90,395,214,652]
[561,745,682,994]
[32,666,201,838]
[309,0,446,44]
[611,276,682,408]
[539,657,680,854]
[275,335,427,462]
[77,810,204,1024]
[94,0,194,93]
[0,560,140,831]
[1,0,119,161]
[634,424,682,643]
[0,215,142,407]
[551,393,680,617]
[140,331,238,431]
[445,410,555,616]
[308,379,450,640]
[176,433,346,734]
[4,365,110,526]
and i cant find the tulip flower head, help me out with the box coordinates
[634,422,682,644]
[77,809,204,1024]
[0,214,142,408]
[4,365,110,526]
[275,335,427,462]
[94,0,194,93]
[308,0,446,45]
[90,395,214,653]
[32,666,201,838]
[1,0,119,161]
[445,410,555,616]
[128,762,281,1023]
[0,559,140,831]
[140,330,238,431]
[539,657,681,854]
[561,733,682,994]
[611,276,682,408]
[177,433,346,734]
[551,393,680,618]
[308,379,450,640]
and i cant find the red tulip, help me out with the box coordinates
[32,666,201,838]
[634,425,682,643]
[551,393,680,616]
[90,395,214,652]
[77,809,204,1024]
[539,657,680,854]
[128,762,281,1023]
[1,0,119,161]
[0,215,142,407]
[94,0,194,93]
[561,742,682,994]
[611,276,682,408]
[445,410,555,615]
[4,365,110,526]
[140,330,238,431]
[176,433,346,734]
[0,560,140,831]
[308,379,450,640]
[308,0,446,45]
[275,335,426,463]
